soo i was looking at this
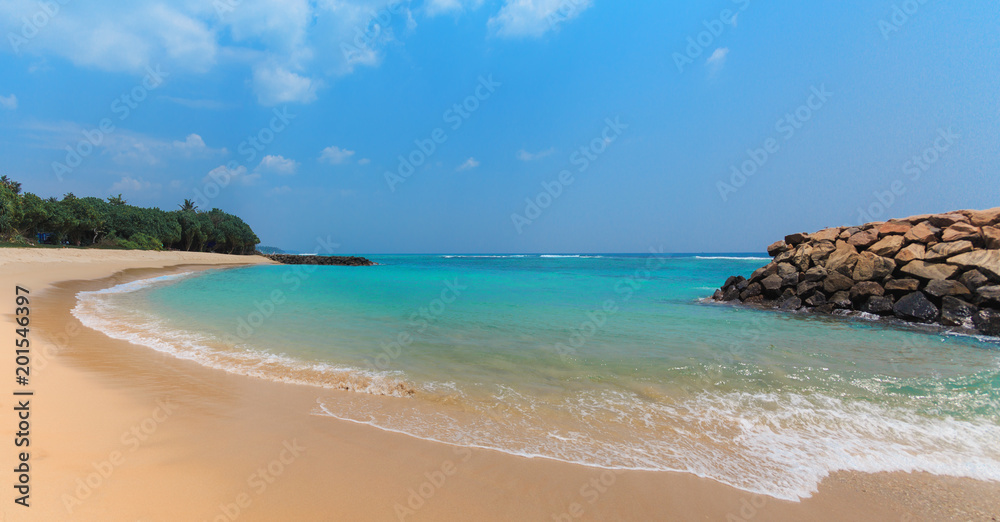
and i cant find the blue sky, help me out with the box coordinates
[1,0,997,254]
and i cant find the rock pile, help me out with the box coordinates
[712,208,1000,336]
[264,254,375,266]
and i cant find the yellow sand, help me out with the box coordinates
[0,248,997,521]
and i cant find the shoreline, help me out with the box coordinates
[2,249,999,520]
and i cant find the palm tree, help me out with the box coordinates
[178,199,197,212]
[108,194,127,206]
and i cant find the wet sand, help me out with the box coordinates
[1,248,997,521]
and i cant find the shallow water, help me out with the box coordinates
[72,254,1000,500]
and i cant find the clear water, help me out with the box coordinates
[72,254,1000,501]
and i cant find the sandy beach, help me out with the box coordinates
[1,248,998,521]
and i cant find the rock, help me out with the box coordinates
[966,207,1000,227]
[779,296,803,310]
[823,272,856,294]
[928,213,970,228]
[982,226,1000,249]
[878,222,912,237]
[884,278,921,294]
[924,279,973,301]
[265,254,375,266]
[781,272,800,288]
[976,285,1000,307]
[862,296,895,316]
[959,270,990,291]
[948,250,1000,280]
[802,266,828,282]
[942,223,981,243]
[850,281,885,303]
[904,222,942,243]
[797,280,823,298]
[712,289,724,300]
[741,282,763,300]
[724,276,747,289]
[900,260,960,281]
[750,264,777,283]
[744,295,765,305]
[784,233,810,246]
[924,241,974,262]
[767,241,790,256]
[809,241,837,265]
[940,297,977,327]
[973,309,1000,336]
[853,252,896,281]
[805,292,827,307]
[847,229,879,249]
[826,244,860,275]
[893,292,939,323]
[776,263,798,278]
[722,286,741,301]
[791,246,813,272]
[899,213,933,225]
[869,235,906,257]
[829,291,852,309]
[894,243,926,264]
[774,249,796,264]
[736,279,750,291]
[762,275,784,297]
[811,228,842,242]
[840,228,859,240]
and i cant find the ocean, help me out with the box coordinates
[71,254,1000,501]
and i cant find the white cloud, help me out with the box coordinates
[319,146,355,165]
[425,0,484,16]
[252,64,320,105]
[707,47,729,71]
[456,157,480,171]
[256,155,299,176]
[110,176,160,193]
[204,164,257,186]
[489,0,593,38]
[517,147,555,161]
[357,158,371,165]
[0,94,17,110]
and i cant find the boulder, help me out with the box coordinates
[797,280,823,298]
[712,289,724,301]
[959,270,990,292]
[790,245,813,272]
[895,243,926,264]
[924,279,973,301]
[940,297,977,327]
[809,241,837,265]
[847,229,879,249]
[948,250,1000,280]
[826,244,860,275]
[928,213,970,228]
[840,228,860,240]
[811,228,842,242]
[805,292,827,307]
[982,226,1000,249]
[774,249,796,264]
[823,272,856,294]
[862,296,895,316]
[869,235,906,257]
[802,266,828,282]
[884,278,921,294]
[904,222,941,243]
[767,241,789,257]
[966,207,1000,227]
[779,296,803,310]
[781,272,800,288]
[829,291,852,309]
[973,309,1000,336]
[900,260,960,281]
[724,276,747,289]
[784,233,811,246]
[722,286,741,301]
[976,285,1000,307]
[924,241,974,262]
[850,281,885,302]
[878,222,912,237]
[741,282,763,300]
[941,223,981,243]
[762,275,784,297]
[750,264,777,283]
[814,304,838,314]
[899,213,933,225]
[893,292,939,323]
[852,252,896,282]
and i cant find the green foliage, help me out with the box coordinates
[1,176,260,254]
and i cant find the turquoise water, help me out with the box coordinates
[72,254,1000,500]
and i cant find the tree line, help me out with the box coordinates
[0,176,260,254]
